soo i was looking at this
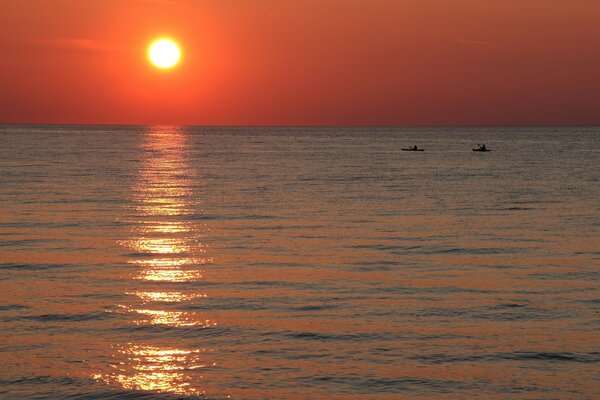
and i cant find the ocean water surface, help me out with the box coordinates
[0,125,598,399]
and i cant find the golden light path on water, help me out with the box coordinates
[129,291,206,303]
[94,127,216,396]
[94,345,214,396]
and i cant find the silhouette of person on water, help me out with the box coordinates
[412,145,418,150]
[477,143,486,150]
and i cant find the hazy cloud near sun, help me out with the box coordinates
[456,38,491,46]
[127,0,177,4]
[16,37,119,51]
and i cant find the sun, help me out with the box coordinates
[148,39,181,69]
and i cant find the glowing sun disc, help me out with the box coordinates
[148,39,181,69]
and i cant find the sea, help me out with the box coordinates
[0,125,598,399]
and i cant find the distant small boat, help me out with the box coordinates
[401,148,424,152]
[472,148,491,152]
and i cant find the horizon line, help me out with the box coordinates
[2,122,600,129]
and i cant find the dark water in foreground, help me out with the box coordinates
[0,125,598,399]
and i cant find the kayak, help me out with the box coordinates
[472,148,490,152]
[401,148,424,151]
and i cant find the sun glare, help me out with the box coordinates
[148,39,181,69]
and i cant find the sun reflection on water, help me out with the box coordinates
[114,305,216,327]
[130,237,189,254]
[128,291,206,303]
[135,265,205,282]
[93,345,214,396]
[96,127,216,397]
[134,309,216,327]
[142,220,191,234]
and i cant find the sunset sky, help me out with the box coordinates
[1,0,599,126]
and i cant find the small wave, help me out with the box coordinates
[111,322,228,339]
[0,375,211,400]
[489,303,528,309]
[347,244,421,251]
[189,213,277,221]
[292,374,481,393]
[249,224,327,231]
[504,352,600,362]
[411,351,600,364]
[525,271,600,281]
[0,239,59,247]
[0,375,81,387]
[426,286,497,294]
[237,280,317,290]
[186,300,268,311]
[0,263,79,270]
[352,260,400,266]
[289,304,338,312]
[21,312,113,323]
[350,260,401,271]
[0,304,29,311]
[280,331,397,342]
[346,244,527,255]
[352,264,393,271]
[0,221,82,228]
[420,246,527,255]
[0,342,48,352]
[474,308,570,322]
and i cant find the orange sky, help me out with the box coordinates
[1,0,599,126]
